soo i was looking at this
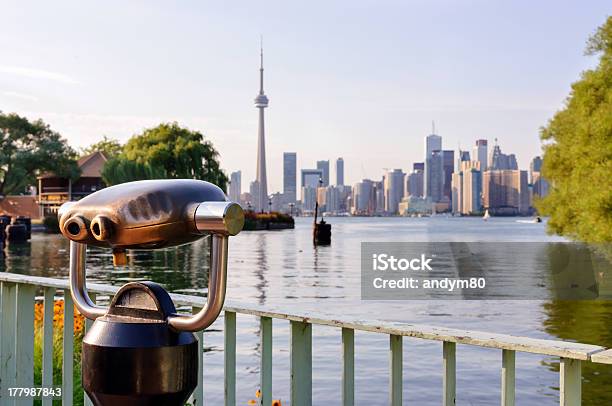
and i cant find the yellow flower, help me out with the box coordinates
[34,299,86,333]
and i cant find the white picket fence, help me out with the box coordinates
[1,272,611,406]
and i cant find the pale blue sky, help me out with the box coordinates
[0,1,609,192]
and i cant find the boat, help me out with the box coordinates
[312,179,331,246]
[516,216,543,224]
[483,209,490,221]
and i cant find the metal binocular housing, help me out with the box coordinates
[57,179,244,405]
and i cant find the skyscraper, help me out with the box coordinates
[442,150,454,202]
[317,160,330,187]
[248,180,260,211]
[301,169,323,188]
[473,139,488,171]
[229,171,241,203]
[458,150,470,166]
[427,149,444,202]
[530,156,549,199]
[462,167,482,214]
[374,180,385,214]
[283,152,297,204]
[336,157,344,186]
[254,45,269,212]
[407,168,424,197]
[424,132,442,200]
[384,169,405,214]
[529,156,543,182]
[352,179,374,215]
[483,170,529,215]
[451,161,482,215]
[324,186,341,213]
[489,140,518,170]
[301,187,317,212]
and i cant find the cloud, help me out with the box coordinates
[2,91,39,102]
[0,65,79,85]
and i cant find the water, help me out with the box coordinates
[2,217,611,405]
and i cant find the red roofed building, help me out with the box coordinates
[0,195,41,220]
[37,151,108,216]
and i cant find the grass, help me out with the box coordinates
[32,300,85,406]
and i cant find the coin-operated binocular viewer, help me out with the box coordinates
[58,179,244,406]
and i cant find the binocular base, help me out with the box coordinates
[81,282,199,406]
[82,341,198,406]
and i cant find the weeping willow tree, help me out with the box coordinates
[537,17,612,244]
[100,122,228,190]
[101,158,166,185]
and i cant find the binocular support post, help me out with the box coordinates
[70,241,107,319]
[69,236,229,332]
[167,234,228,331]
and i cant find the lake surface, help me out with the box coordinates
[2,216,611,405]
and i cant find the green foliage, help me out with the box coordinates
[101,157,166,186]
[537,17,612,243]
[120,122,228,190]
[81,136,123,158]
[0,112,80,195]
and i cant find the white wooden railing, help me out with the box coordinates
[1,272,611,406]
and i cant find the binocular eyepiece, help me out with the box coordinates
[57,179,245,406]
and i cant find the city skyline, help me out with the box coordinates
[244,126,548,197]
[0,1,608,192]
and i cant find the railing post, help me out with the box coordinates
[225,311,236,406]
[443,341,456,406]
[260,316,272,406]
[0,282,17,400]
[192,306,204,406]
[290,320,312,406]
[389,334,402,406]
[84,293,96,406]
[501,349,516,406]
[342,328,355,406]
[42,288,55,406]
[63,291,74,406]
[15,284,36,395]
[560,358,581,406]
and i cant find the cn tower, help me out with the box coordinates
[254,44,269,212]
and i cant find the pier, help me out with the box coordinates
[1,272,611,406]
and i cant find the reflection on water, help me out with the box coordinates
[543,300,612,405]
[254,233,268,305]
[542,244,612,405]
[1,234,211,295]
[1,217,611,405]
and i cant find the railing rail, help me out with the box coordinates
[1,272,610,406]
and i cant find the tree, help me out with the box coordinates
[112,122,228,190]
[536,17,612,243]
[101,158,165,186]
[0,112,79,196]
[81,136,123,158]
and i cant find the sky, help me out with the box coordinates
[0,1,609,193]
